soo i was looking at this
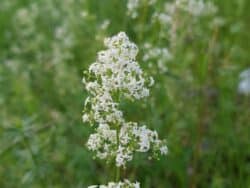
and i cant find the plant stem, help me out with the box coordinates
[138,0,148,43]
[115,125,121,182]
[115,164,120,182]
[189,27,219,188]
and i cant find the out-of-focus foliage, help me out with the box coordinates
[0,0,249,187]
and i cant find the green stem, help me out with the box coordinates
[115,165,120,182]
[138,0,148,42]
[115,125,121,182]
[189,28,219,188]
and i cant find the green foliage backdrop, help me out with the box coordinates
[0,0,249,187]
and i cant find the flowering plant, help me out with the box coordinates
[82,32,167,187]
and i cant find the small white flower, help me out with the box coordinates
[160,145,168,155]
[100,19,110,30]
[82,114,89,122]
[88,186,98,188]
[88,180,140,188]
[238,68,250,95]
[80,11,88,18]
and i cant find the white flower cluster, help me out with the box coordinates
[88,179,140,188]
[116,122,167,166]
[154,0,217,21]
[127,0,156,18]
[153,0,217,41]
[176,0,217,16]
[143,43,172,73]
[83,32,167,168]
[86,32,151,101]
[137,0,219,74]
[11,0,82,67]
[238,68,250,95]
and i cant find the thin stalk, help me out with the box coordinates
[115,125,121,182]
[138,0,148,42]
[115,164,120,182]
[170,5,179,52]
[189,27,219,188]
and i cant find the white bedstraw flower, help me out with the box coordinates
[84,32,167,186]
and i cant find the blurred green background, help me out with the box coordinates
[0,0,249,187]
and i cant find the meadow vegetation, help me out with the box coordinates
[0,0,249,187]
